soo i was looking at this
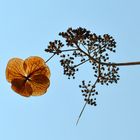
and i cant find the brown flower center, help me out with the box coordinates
[24,74,31,82]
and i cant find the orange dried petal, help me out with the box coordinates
[30,66,51,79]
[6,56,51,97]
[6,58,25,82]
[11,78,32,97]
[30,74,50,96]
[23,56,50,78]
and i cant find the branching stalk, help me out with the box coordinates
[45,27,140,125]
[74,59,90,68]
[76,43,140,67]
[76,79,98,125]
[45,54,56,63]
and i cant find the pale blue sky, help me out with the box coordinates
[0,0,140,140]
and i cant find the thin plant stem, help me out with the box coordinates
[74,59,90,68]
[101,61,140,66]
[76,102,87,126]
[76,79,98,125]
[47,48,79,54]
[61,48,79,52]
[75,43,140,67]
[45,54,55,63]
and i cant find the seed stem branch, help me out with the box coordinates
[75,43,140,67]
[76,79,98,125]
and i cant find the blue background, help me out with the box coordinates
[0,0,140,139]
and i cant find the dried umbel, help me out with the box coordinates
[45,27,119,102]
[45,27,120,124]
[6,56,50,97]
[45,27,140,124]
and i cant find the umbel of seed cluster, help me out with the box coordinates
[79,80,98,106]
[45,27,120,106]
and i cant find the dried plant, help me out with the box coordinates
[45,27,140,125]
[6,56,50,97]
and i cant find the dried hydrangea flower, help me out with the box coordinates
[6,56,50,97]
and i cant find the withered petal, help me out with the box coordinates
[6,58,25,82]
[23,56,50,78]
[30,66,51,79]
[11,79,32,97]
[6,56,51,97]
[30,74,50,96]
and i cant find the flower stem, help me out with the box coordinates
[76,102,87,126]
[61,48,79,52]
[76,79,98,125]
[75,43,140,67]
[101,61,140,66]
[45,54,55,63]
[74,59,90,68]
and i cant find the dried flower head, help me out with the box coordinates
[6,56,50,97]
[45,27,119,124]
